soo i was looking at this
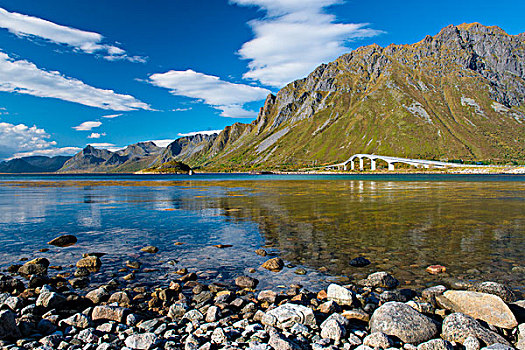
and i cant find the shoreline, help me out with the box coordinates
[1,238,523,349]
[1,166,525,176]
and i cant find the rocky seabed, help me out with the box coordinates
[0,248,524,350]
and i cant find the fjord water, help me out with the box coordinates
[0,174,524,293]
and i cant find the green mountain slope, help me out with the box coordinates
[163,23,525,170]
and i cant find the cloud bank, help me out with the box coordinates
[231,0,382,87]
[0,121,80,159]
[0,7,145,62]
[0,52,151,111]
[149,69,270,118]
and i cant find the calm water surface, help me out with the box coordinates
[0,174,523,294]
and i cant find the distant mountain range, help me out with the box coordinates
[0,156,70,173]
[58,142,163,173]
[4,23,524,174]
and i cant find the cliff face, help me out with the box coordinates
[184,23,525,169]
[59,142,163,173]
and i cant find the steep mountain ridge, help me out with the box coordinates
[163,23,525,170]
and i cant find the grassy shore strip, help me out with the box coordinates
[0,241,523,350]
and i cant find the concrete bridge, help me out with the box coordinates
[327,154,480,171]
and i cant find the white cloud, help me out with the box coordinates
[149,69,271,118]
[148,139,175,148]
[231,0,383,87]
[171,108,192,112]
[101,113,122,119]
[88,142,115,148]
[73,121,102,131]
[13,147,81,159]
[0,121,79,160]
[0,52,151,111]
[88,132,106,139]
[0,7,145,62]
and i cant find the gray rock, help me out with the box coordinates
[262,303,316,329]
[61,313,92,329]
[86,287,110,304]
[442,313,510,346]
[321,313,349,343]
[77,328,99,343]
[258,290,278,304]
[235,276,259,289]
[92,305,128,323]
[0,309,21,339]
[39,334,63,348]
[125,332,159,349]
[211,327,228,344]
[440,290,517,329]
[168,302,188,320]
[417,339,453,350]
[360,272,399,289]
[422,285,447,303]
[369,301,439,345]
[205,306,221,323]
[183,309,204,321]
[470,282,516,303]
[481,344,515,350]
[363,332,393,349]
[36,287,66,309]
[268,330,301,350]
[464,336,481,350]
[327,284,355,306]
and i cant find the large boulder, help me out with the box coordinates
[235,276,259,289]
[369,301,439,345]
[36,286,66,309]
[442,313,510,346]
[440,290,517,329]
[321,313,349,343]
[262,303,316,329]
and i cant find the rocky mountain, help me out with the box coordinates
[59,142,163,173]
[0,156,71,173]
[162,23,525,170]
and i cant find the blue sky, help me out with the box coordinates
[0,0,524,160]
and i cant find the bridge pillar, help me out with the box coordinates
[371,159,376,171]
[359,158,364,171]
[351,161,355,170]
[388,162,395,171]
[343,164,348,171]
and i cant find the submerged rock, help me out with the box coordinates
[140,246,159,254]
[360,272,399,289]
[47,234,77,247]
[235,276,259,289]
[262,257,284,272]
[350,257,371,267]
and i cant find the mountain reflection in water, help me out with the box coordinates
[0,176,523,293]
